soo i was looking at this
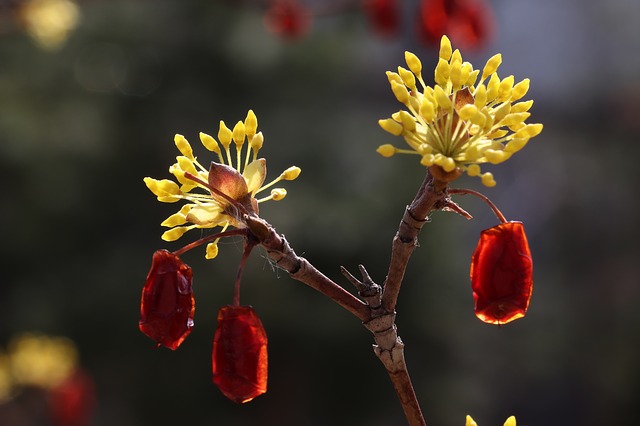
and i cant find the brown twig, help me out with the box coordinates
[245,168,450,425]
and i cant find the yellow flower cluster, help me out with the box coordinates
[466,415,517,426]
[144,110,301,259]
[378,35,543,186]
[19,0,80,51]
[0,333,78,400]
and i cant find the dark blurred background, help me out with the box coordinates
[1,0,640,425]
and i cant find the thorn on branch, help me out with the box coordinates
[340,264,382,310]
[441,197,473,220]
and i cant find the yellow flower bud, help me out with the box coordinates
[481,53,502,81]
[404,51,422,76]
[439,35,452,61]
[250,131,264,152]
[161,211,188,227]
[434,85,452,110]
[511,99,533,113]
[281,166,301,180]
[481,172,496,187]
[379,118,404,136]
[474,84,487,108]
[503,416,517,426]
[398,110,416,132]
[144,178,181,200]
[244,110,258,139]
[218,121,232,148]
[161,226,190,241]
[466,164,481,176]
[205,242,219,259]
[498,75,515,101]
[419,98,436,122]
[271,188,287,201]
[199,132,220,154]
[232,121,245,147]
[386,70,402,85]
[434,58,450,86]
[511,78,530,101]
[465,415,479,426]
[376,144,397,157]
[391,81,410,104]
[398,66,416,89]
[174,134,194,160]
[458,104,479,121]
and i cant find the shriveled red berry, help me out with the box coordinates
[416,0,493,50]
[139,249,195,350]
[48,369,96,426]
[212,305,268,404]
[263,0,312,40]
[362,0,400,38]
[470,221,533,324]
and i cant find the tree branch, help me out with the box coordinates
[381,170,449,312]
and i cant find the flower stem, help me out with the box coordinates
[171,229,247,257]
[232,236,258,306]
[448,187,508,223]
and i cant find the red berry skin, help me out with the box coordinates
[470,222,533,325]
[212,305,268,404]
[139,250,195,350]
[416,0,493,50]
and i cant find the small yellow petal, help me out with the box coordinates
[144,178,181,200]
[465,415,479,426]
[386,70,403,85]
[439,35,452,61]
[398,66,416,89]
[466,164,481,176]
[511,100,533,113]
[515,123,543,138]
[218,121,233,148]
[398,110,416,132]
[434,85,452,110]
[174,134,194,160]
[482,53,502,81]
[504,137,529,153]
[250,132,264,153]
[503,416,517,426]
[420,153,435,166]
[379,118,404,136]
[434,58,450,86]
[161,226,190,241]
[391,81,410,104]
[458,104,479,121]
[481,172,496,187]
[244,110,258,139]
[161,211,187,227]
[377,144,397,157]
[232,121,245,147]
[199,132,221,154]
[404,51,422,76]
[474,84,487,108]
[511,78,530,101]
[498,75,515,101]
[281,166,301,180]
[419,98,436,122]
[271,188,287,201]
[485,149,511,164]
[205,242,219,259]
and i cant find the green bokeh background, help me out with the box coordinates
[2,0,640,425]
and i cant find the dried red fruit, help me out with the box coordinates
[263,0,312,40]
[212,305,268,404]
[416,0,493,50]
[48,369,96,426]
[139,249,195,350]
[470,221,533,324]
[362,0,400,38]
